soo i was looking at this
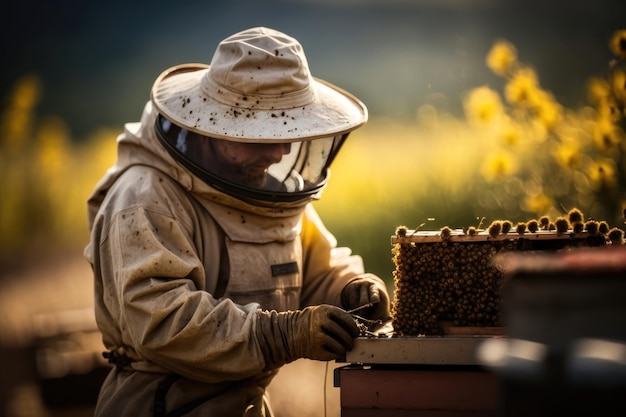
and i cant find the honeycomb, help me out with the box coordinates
[390,210,621,336]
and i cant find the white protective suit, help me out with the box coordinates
[84,101,384,416]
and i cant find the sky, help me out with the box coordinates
[1,0,624,139]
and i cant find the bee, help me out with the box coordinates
[555,216,570,234]
[585,220,599,235]
[488,220,502,238]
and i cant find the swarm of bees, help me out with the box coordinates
[391,209,624,336]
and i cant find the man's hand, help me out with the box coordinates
[256,305,359,370]
[341,274,390,322]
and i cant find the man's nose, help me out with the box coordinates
[267,143,291,162]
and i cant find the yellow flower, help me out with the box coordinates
[501,126,520,147]
[35,116,70,179]
[592,117,623,152]
[11,74,40,110]
[611,67,626,105]
[596,98,622,123]
[553,138,581,170]
[504,67,540,107]
[497,116,522,147]
[588,158,617,188]
[463,86,504,125]
[587,77,611,105]
[523,193,552,215]
[480,148,517,182]
[486,40,517,77]
[609,29,626,59]
[530,90,562,131]
[1,75,41,153]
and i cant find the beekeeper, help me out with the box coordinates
[84,26,390,417]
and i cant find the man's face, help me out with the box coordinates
[207,139,292,187]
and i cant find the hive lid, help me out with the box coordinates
[392,229,603,244]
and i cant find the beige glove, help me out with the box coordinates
[255,305,359,371]
[341,273,391,322]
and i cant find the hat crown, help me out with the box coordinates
[151,26,367,141]
[207,27,312,100]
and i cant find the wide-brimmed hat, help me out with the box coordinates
[151,27,368,143]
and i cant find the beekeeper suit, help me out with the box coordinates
[84,27,390,417]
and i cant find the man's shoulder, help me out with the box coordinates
[105,165,190,213]
[114,165,180,192]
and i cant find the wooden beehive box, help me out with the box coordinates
[390,217,615,337]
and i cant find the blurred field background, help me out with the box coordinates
[1,0,625,416]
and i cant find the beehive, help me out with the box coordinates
[390,213,621,336]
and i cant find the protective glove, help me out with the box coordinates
[341,273,391,323]
[255,305,359,371]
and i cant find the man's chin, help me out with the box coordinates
[241,173,267,188]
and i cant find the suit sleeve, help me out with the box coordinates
[93,173,267,383]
